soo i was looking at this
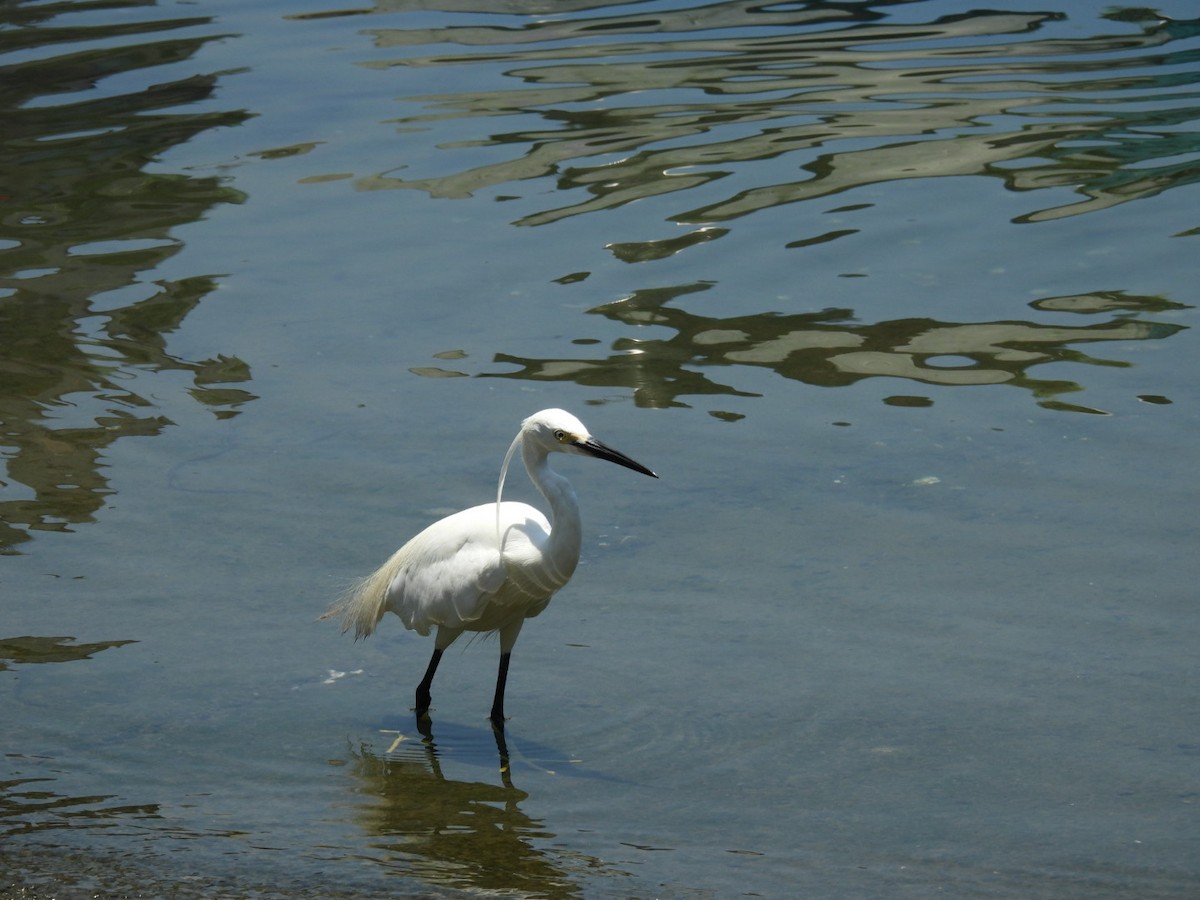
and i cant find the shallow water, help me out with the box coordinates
[2,1,1198,897]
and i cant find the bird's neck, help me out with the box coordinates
[523,441,582,567]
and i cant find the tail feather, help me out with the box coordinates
[320,556,397,640]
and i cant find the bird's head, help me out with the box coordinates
[521,408,657,478]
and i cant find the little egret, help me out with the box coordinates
[322,408,657,727]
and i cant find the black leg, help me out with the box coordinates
[491,717,513,789]
[490,651,512,728]
[415,647,443,718]
[416,714,434,739]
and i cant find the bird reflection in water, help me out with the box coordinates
[342,717,604,899]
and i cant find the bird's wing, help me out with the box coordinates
[384,503,548,634]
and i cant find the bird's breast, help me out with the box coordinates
[496,502,580,601]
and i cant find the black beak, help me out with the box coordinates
[579,437,658,478]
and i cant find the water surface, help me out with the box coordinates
[2,1,1197,896]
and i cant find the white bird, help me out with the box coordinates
[322,408,657,728]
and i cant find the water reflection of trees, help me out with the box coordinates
[345,722,604,899]
[480,284,1187,414]
[0,4,254,552]
[0,775,159,838]
[0,635,135,672]
[351,4,1199,232]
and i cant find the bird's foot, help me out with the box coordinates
[415,713,434,739]
[414,686,432,716]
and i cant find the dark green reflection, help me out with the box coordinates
[0,635,136,672]
[0,775,159,838]
[354,5,1200,233]
[0,3,254,552]
[483,284,1187,413]
[345,721,612,898]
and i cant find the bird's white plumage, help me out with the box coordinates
[371,500,562,637]
[322,408,656,723]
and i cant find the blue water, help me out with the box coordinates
[2,1,1198,896]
